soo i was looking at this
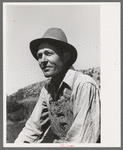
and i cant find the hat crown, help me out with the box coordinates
[42,28,68,43]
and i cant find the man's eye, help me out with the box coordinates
[45,52,53,56]
[37,53,42,59]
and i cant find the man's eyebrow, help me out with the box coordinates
[37,49,54,56]
[37,52,42,57]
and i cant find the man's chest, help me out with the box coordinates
[46,86,74,138]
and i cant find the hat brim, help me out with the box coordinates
[30,38,77,66]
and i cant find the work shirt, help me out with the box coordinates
[14,69,101,143]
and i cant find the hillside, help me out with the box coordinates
[8,67,100,102]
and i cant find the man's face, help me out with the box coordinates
[37,43,65,78]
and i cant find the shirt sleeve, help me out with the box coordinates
[64,82,101,143]
[14,87,50,143]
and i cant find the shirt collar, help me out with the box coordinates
[45,68,76,91]
[60,68,76,90]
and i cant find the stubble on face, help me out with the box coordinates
[37,43,65,78]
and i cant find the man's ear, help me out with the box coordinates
[63,52,71,63]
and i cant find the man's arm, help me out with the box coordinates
[14,87,50,143]
[64,82,101,143]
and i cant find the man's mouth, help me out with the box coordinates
[42,66,52,71]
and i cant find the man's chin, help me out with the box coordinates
[43,72,53,78]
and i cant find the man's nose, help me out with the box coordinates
[41,54,47,62]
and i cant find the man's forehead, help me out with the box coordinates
[38,42,56,50]
[37,42,64,56]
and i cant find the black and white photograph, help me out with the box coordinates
[3,2,120,147]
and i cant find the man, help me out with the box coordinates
[14,28,101,143]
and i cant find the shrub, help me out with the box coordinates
[16,89,24,100]
[7,98,37,122]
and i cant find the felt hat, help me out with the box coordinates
[30,28,77,65]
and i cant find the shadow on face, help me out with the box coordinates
[37,42,64,58]
[37,41,71,67]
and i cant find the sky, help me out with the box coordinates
[4,3,100,95]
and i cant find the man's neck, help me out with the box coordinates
[52,69,67,90]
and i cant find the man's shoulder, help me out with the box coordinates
[74,71,98,88]
[76,71,94,82]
